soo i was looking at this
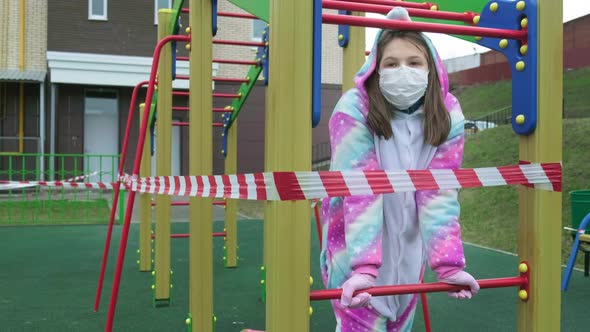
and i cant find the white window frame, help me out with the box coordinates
[88,0,108,21]
[154,0,173,25]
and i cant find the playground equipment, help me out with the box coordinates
[93,0,269,314]
[562,212,590,290]
[82,0,563,331]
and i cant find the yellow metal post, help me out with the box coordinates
[154,9,174,302]
[266,0,313,330]
[224,121,238,267]
[188,0,214,330]
[517,1,562,331]
[341,11,365,93]
[139,103,153,271]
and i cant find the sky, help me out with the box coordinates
[365,0,590,60]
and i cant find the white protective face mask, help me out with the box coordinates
[378,66,429,110]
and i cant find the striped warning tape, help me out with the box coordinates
[0,163,561,200]
[128,162,561,200]
[0,180,121,190]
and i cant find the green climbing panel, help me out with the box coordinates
[227,65,263,128]
[227,0,269,22]
[410,0,491,43]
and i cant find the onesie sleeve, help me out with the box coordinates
[416,95,467,278]
[328,91,383,278]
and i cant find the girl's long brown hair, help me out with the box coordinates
[365,30,450,146]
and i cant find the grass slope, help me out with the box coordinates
[454,66,590,120]
[460,118,590,264]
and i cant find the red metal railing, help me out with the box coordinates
[337,0,431,10]
[93,80,148,313]
[214,39,266,47]
[150,201,227,206]
[176,56,259,66]
[150,232,227,239]
[103,34,190,332]
[309,275,528,301]
[322,13,527,41]
[181,8,257,19]
[322,0,476,23]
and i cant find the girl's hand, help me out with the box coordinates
[340,273,376,308]
[438,270,480,299]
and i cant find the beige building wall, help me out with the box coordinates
[214,2,342,85]
[0,0,47,71]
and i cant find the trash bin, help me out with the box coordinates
[571,190,590,230]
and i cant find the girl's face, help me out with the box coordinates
[378,37,428,72]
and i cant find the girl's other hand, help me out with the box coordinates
[340,273,376,308]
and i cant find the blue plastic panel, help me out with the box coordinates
[337,10,351,48]
[477,0,537,135]
[312,0,322,127]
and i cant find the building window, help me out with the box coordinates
[88,0,108,21]
[252,19,266,41]
[155,0,173,25]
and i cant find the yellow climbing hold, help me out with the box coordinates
[490,2,499,12]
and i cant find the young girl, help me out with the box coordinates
[320,7,479,332]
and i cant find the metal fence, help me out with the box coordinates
[0,153,123,225]
[465,106,511,135]
[312,142,331,170]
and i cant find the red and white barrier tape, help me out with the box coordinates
[64,171,99,182]
[0,163,561,200]
[129,162,561,200]
[0,180,121,190]
[0,171,105,190]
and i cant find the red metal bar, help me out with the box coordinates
[150,232,226,238]
[337,0,431,10]
[213,107,233,113]
[313,200,322,250]
[151,233,189,239]
[173,91,240,99]
[420,291,432,332]
[172,106,189,111]
[214,39,266,47]
[177,121,235,127]
[218,11,257,19]
[150,201,226,206]
[93,80,149,312]
[181,8,258,19]
[309,276,527,301]
[177,56,259,66]
[322,13,527,40]
[214,93,241,98]
[213,58,259,66]
[214,77,251,83]
[323,0,475,23]
[104,34,190,332]
[178,74,250,83]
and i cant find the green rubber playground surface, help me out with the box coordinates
[1,220,589,331]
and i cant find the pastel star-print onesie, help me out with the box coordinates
[319,7,467,332]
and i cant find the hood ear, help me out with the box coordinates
[386,7,412,22]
